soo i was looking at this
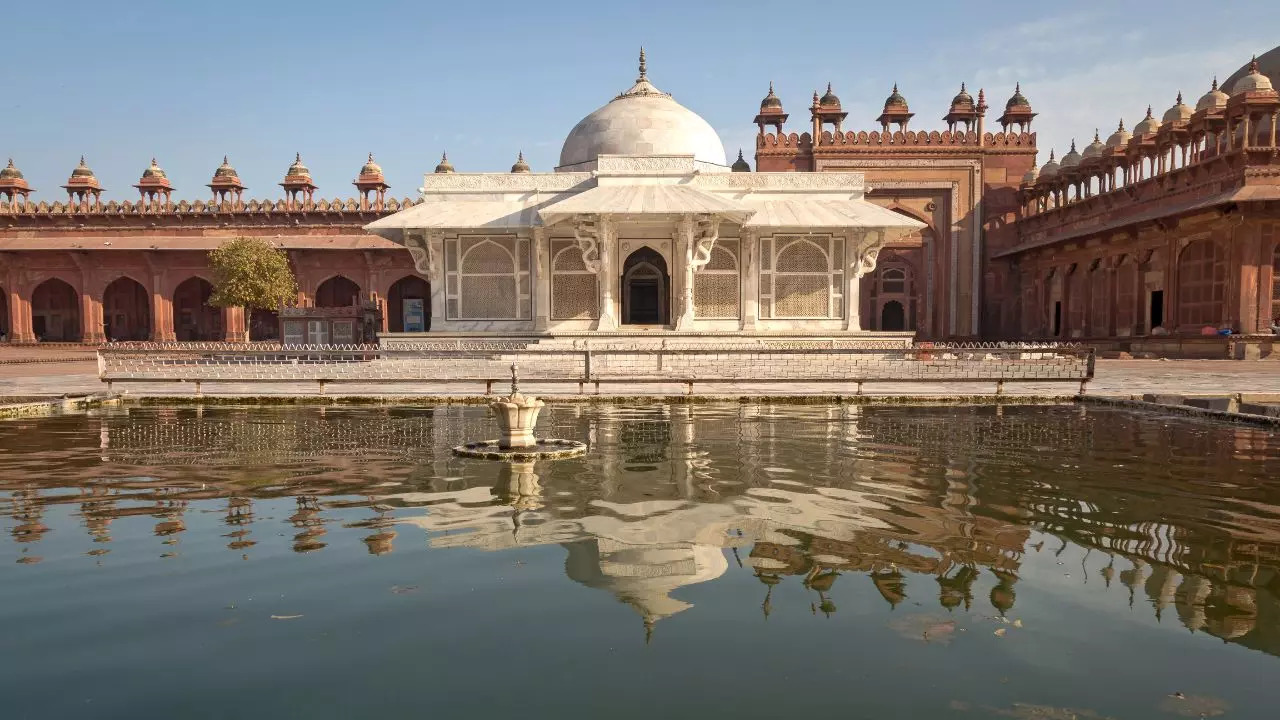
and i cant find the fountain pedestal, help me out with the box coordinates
[490,393,544,449]
[452,363,586,461]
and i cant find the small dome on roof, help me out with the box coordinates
[819,82,841,107]
[510,151,531,173]
[1038,149,1059,179]
[1162,92,1192,123]
[1134,106,1162,135]
[1082,130,1106,160]
[760,82,783,111]
[360,152,383,176]
[950,82,974,109]
[141,158,167,179]
[731,149,751,172]
[213,156,239,178]
[0,158,23,180]
[1059,140,1082,169]
[71,156,96,178]
[286,152,310,178]
[1231,55,1274,95]
[434,152,454,174]
[1021,165,1039,185]
[884,83,908,109]
[1197,77,1229,112]
[1006,83,1031,110]
[1106,119,1132,147]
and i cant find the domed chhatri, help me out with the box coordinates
[819,82,841,108]
[510,151,531,173]
[213,155,240,179]
[140,158,168,180]
[731,149,751,172]
[1134,106,1162,135]
[1196,77,1229,112]
[877,83,914,131]
[950,82,974,110]
[1005,82,1031,110]
[209,155,246,204]
[434,152,455,174]
[359,152,383,178]
[70,156,97,180]
[285,152,312,180]
[1021,164,1039,186]
[1162,92,1192,124]
[0,158,23,181]
[62,156,103,204]
[280,152,317,206]
[135,158,174,203]
[559,48,727,169]
[998,82,1036,133]
[883,83,908,110]
[1038,149,1059,180]
[1106,119,1132,147]
[1059,140,1082,169]
[1082,130,1107,161]
[760,81,783,111]
[1226,53,1276,96]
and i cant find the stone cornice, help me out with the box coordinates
[419,173,591,193]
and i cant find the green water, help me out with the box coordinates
[1,403,1278,719]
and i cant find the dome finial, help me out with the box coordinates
[1211,76,1219,91]
[638,47,647,82]
[827,81,832,93]
[1118,118,1125,131]
[368,151,375,162]
[295,151,302,163]
[223,154,229,164]
[1015,82,1021,93]
[1250,54,1260,73]
[1176,90,1183,105]
[768,80,774,93]
[1145,105,1153,118]
[79,155,87,166]
[893,82,898,93]
[960,81,966,92]
[1094,128,1100,142]
[1049,149,1055,161]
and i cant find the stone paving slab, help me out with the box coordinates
[0,359,1276,400]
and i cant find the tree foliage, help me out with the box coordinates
[207,237,298,311]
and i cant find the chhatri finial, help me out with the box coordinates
[1211,76,1219,91]
[295,151,302,163]
[368,151,375,162]
[1094,128,1100,142]
[223,154,229,164]
[1048,149,1055,161]
[79,155,87,166]
[1145,105,1153,118]
[893,82,899,93]
[1176,90,1183,104]
[638,47,647,81]
[1118,118,1125,131]
[768,80,774,93]
[1069,138,1077,151]
[1250,54,1260,73]
[960,81,966,92]
[827,81,833,93]
[1015,82,1021,93]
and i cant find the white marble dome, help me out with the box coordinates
[558,52,727,169]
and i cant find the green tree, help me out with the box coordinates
[207,237,298,340]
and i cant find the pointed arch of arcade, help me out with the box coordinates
[31,277,82,342]
[386,274,431,332]
[102,276,151,341]
[1177,239,1227,329]
[314,275,362,308]
[883,204,936,337]
[621,247,670,325]
[172,276,221,341]
[867,257,916,332]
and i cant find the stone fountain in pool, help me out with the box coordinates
[451,364,587,461]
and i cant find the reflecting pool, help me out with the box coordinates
[2,403,1279,719]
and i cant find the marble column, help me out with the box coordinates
[532,228,550,331]
[740,229,758,331]
[676,214,696,330]
[427,231,446,330]
[596,217,618,331]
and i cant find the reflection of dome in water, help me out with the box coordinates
[563,537,728,628]
[559,49,727,168]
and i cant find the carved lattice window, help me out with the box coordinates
[444,235,529,320]
[694,240,739,318]
[551,240,599,320]
[1177,239,1227,327]
[760,235,844,319]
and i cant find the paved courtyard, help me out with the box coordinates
[0,356,1276,400]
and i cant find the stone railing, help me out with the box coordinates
[97,340,1095,395]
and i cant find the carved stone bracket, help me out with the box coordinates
[690,215,720,270]
[572,214,602,273]
[849,229,887,278]
[406,230,441,282]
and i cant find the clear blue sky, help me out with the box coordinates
[2,0,1272,201]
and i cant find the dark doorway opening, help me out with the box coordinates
[621,248,669,325]
[1149,290,1164,331]
[388,276,431,332]
[1052,301,1062,337]
[173,277,221,341]
[32,278,81,342]
[880,300,906,331]
[102,277,151,341]
[315,276,362,308]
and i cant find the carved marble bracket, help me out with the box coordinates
[406,230,442,282]
[690,215,720,271]
[572,214,602,273]
[850,229,887,278]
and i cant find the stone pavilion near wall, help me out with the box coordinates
[367,51,923,336]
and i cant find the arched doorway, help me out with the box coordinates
[387,275,431,332]
[315,275,361,308]
[0,286,8,341]
[102,277,151,341]
[880,300,906,331]
[621,248,669,325]
[249,309,279,341]
[172,277,221,341]
[31,278,81,342]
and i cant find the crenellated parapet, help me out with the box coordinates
[759,129,1036,150]
[0,195,420,220]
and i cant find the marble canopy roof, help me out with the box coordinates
[366,155,924,241]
